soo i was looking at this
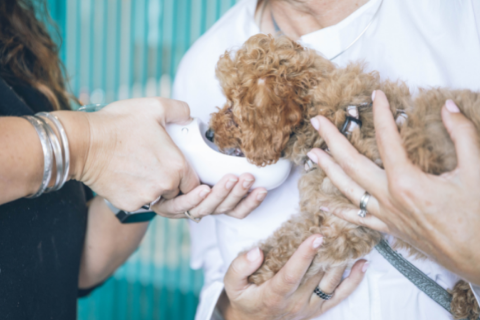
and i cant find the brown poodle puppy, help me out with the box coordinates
[208,34,479,319]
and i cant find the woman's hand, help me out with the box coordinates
[219,235,368,320]
[307,90,480,284]
[55,97,200,212]
[152,173,267,220]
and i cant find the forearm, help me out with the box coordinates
[0,117,44,204]
[78,196,149,288]
[0,112,88,205]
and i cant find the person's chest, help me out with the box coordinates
[0,76,90,319]
[188,0,480,124]
[0,181,89,319]
[337,0,480,90]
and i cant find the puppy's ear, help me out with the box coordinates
[216,51,238,102]
[235,35,327,166]
[239,82,304,166]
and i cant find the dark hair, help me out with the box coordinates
[0,0,71,110]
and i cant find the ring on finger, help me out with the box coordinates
[313,287,334,300]
[148,196,162,210]
[358,191,371,218]
[185,210,202,223]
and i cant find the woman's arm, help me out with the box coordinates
[78,196,149,288]
[0,98,198,209]
[1,98,266,218]
[307,90,480,284]
[1,116,46,203]
[0,114,88,205]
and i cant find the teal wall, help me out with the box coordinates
[45,0,238,319]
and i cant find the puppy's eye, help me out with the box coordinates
[228,120,238,128]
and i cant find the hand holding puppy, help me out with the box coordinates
[308,90,480,285]
[220,235,368,320]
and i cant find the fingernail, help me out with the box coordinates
[310,117,320,130]
[242,178,254,189]
[247,247,261,262]
[307,151,318,163]
[225,178,238,190]
[362,261,370,273]
[312,236,323,249]
[445,99,460,113]
[371,90,376,101]
[320,206,329,212]
[256,191,267,201]
[199,188,210,198]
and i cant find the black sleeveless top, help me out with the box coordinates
[0,76,94,320]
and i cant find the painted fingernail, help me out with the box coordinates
[247,247,261,262]
[445,99,460,113]
[199,188,210,198]
[312,236,323,249]
[371,90,376,101]
[320,206,330,212]
[256,191,267,201]
[225,178,238,190]
[243,178,254,189]
[307,151,318,163]
[362,261,370,273]
[310,117,320,130]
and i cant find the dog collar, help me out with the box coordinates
[304,103,408,172]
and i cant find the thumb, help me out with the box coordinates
[224,248,264,298]
[158,98,191,125]
[441,100,480,175]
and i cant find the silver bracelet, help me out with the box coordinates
[37,116,64,192]
[22,116,54,198]
[37,112,70,189]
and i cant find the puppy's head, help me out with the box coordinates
[208,34,333,166]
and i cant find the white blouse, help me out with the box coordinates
[172,0,480,319]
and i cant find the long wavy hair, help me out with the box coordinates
[0,0,70,110]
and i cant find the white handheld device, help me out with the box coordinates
[166,118,292,190]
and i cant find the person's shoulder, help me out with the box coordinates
[380,0,479,47]
[385,0,475,21]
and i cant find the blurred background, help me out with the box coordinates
[44,0,239,319]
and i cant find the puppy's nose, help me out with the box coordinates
[205,128,215,142]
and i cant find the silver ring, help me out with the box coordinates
[147,196,162,210]
[358,191,371,218]
[184,210,202,223]
[314,287,333,300]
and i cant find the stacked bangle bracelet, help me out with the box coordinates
[22,113,71,198]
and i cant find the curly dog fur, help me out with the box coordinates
[209,34,479,318]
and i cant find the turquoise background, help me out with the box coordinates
[44,0,239,319]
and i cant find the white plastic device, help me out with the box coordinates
[166,118,292,190]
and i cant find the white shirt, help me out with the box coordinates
[172,0,480,319]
